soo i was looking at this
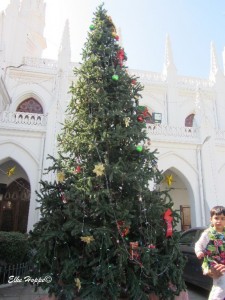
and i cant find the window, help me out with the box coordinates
[185,114,195,127]
[16,98,43,114]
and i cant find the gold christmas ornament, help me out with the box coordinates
[75,278,81,291]
[80,235,95,244]
[93,163,105,176]
[112,31,117,38]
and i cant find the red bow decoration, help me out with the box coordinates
[163,208,173,237]
[117,49,125,67]
[141,107,150,118]
[117,220,130,237]
[137,106,151,123]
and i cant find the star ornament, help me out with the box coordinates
[165,174,174,186]
[80,235,95,244]
[7,166,16,177]
[93,163,105,177]
[57,171,65,183]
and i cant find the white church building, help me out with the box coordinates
[1,0,225,233]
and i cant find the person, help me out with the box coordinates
[195,205,225,300]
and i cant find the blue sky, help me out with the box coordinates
[1,0,225,78]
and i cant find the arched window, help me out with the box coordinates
[0,178,30,233]
[16,98,43,114]
[185,114,195,127]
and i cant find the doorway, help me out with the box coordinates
[0,178,30,233]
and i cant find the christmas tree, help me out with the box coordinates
[30,4,186,300]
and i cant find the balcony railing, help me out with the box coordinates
[0,111,47,131]
[23,57,58,70]
[146,124,199,143]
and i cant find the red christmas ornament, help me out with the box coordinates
[147,244,156,249]
[131,79,137,85]
[163,208,173,237]
[75,166,81,173]
[117,220,130,237]
[115,35,119,41]
[137,115,144,123]
[117,48,125,67]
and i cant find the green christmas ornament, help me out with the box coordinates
[89,24,95,30]
[112,74,119,81]
[136,145,143,152]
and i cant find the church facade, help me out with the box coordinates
[1,0,225,233]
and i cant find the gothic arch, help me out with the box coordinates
[0,142,40,232]
[9,83,52,113]
[158,152,199,227]
[0,140,39,166]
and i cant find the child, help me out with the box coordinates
[195,205,225,300]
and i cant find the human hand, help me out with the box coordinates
[196,251,204,259]
[210,264,225,279]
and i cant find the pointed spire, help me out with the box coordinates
[163,34,177,78]
[210,41,219,75]
[58,19,71,71]
[165,35,174,67]
[210,41,223,81]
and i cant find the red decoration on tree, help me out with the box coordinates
[61,192,67,204]
[117,220,130,237]
[75,166,81,173]
[131,79,137,85]
[141,107,150,118]
[147,244,156,249]
[137,115,144,123]
[163,208,173,237]
[117,49,125,67]
[137,106,151,123]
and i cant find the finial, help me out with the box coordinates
[210,41,223,81]
[163,34,176,77]
[58,19,71,70]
